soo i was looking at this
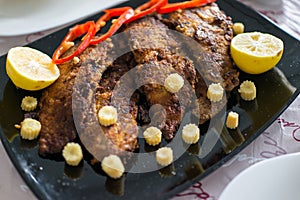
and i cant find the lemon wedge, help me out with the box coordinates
[6,47,60,91]
[230,32,284,74]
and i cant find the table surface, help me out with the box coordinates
[0,0,299,199]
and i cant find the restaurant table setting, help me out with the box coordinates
[0,0,299,199]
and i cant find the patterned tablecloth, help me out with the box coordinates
[0,0,299,199]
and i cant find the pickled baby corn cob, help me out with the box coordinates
[20,118,41,140]
[62,142,83,166]
[207,83,224,102]
[182,123,200,144]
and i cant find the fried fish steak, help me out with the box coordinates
[71,51,140,161]
[93,52,139,154]
[125,16,198,140]
[164,3,239,123]
[38,3,239,156]
[38,40,115,156]
[166,3,239,91]
[39,38,140,157]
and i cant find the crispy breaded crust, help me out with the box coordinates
[38,3,239,155]
[167,3,239,91]
[38,41,115,156]
[125,17,198,139]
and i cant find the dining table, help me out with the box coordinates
[0,0,299,199]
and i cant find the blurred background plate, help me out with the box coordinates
[0,0,126,36]
[219,152,300,200]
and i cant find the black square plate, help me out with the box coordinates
[0,0,299,199]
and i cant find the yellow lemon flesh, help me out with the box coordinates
[230,32,284,74]
[6,47,60,91]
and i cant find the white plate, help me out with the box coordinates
[219,152,300,200]
[0,0,126,36]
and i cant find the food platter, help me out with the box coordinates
[0,0,299,199]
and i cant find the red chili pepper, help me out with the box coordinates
[157,0,216,14]
[52,21,96,64]
[125,0,168,24]
[90,7,134,45]
[52,0,218,64]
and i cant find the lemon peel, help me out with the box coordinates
[230,32,284,74]
[6,47,60,91]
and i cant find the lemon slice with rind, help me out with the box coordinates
[6,47,60,91]
[230,32,284,74]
